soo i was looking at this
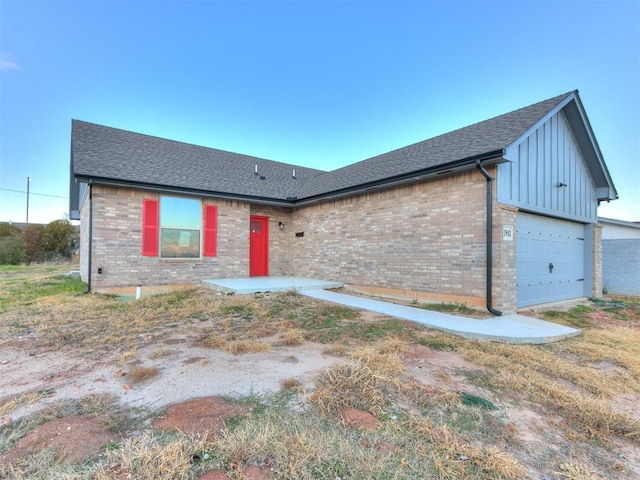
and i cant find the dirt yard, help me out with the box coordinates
[1,265,639,479]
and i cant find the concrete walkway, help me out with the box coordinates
[302,290,580,344]
[202,276,580,344]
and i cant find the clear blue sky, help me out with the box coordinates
[1,0,638,224]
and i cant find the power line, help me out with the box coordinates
[0,145,66,160]
[0,187,68,199]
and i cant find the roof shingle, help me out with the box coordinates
[71,91,573,202]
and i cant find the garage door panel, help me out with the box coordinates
[517,213,586,307]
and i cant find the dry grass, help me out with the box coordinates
[406,417,527,480]
[194,333,272,355]
[312,342,405,415]
[117,350,138,365]
[149,347,173,359]
[553,326,640,381]
[468,342,627,396]
[321,343,349,356]
[127,366,160,384]
[0,391,46,418]
[279,378,301,391]
[93,432,210,480]
[280,328,305,346]
[0,449,85,480]
[554,462,605,480]
[225,340,271,355]
[2,267,640,479]
[463,347,640,442]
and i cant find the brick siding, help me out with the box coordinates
[593,223,603,297]
[84,185,250,289]
[602,238,640,296]
[291,170,493,306]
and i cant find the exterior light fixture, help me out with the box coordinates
[279,222,285,231]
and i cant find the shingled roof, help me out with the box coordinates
[71,91,580,205]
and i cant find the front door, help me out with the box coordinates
[250,216,269,276]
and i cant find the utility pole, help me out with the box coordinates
[26,176,31,224]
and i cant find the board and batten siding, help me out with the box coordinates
[498,111,598,223]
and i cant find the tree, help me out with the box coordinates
[0,222,22,238]
[43,220,79,259]
[23,224,45,263]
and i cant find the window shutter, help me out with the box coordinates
[142,199,159,256]
[203,205,218,257]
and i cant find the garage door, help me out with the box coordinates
[516,213,585,307]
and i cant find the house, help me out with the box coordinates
[598,217,640,296]
[69,90,617,313]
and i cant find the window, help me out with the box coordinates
[160,197,201,258]
[142,197,217,258]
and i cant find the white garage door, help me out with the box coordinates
[516,213,586,307]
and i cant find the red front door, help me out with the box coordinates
[250,216,269,276]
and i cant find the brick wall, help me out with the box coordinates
[290,170,493,306]
[493,203,518,312]
[602,238,640,296]
[593,223,603,297]
[87,185,250,289]
[79,188,90,282]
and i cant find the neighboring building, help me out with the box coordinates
[599,217,640,296]
[599,217,640,239]
[69,90,617,313]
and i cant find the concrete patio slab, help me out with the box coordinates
[302,290,581,344]
[202,276,344,295]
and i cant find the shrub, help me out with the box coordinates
[0,236,26,265]
[0,222,22,238]
[23,224,45,263]
[43,220,79,259]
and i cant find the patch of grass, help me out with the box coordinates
[0,390,47,417]
[472,342,629,397]
[554,462,605,480]
[552,327,640,381]
[322,344,349,356]
[93,432,210,480]
[312,344,404,416]
[417,331,463,351]
[128,366,160,383]
[459,392,497,410]
[417,302,479,316]
[225,340,271,355]
[0,270,85,313]
[280,328,305,346]
[117,350,138,365]
[149,347,173,359]
[0,448,86,480]
[280,378,301,391]
[542,304,595,328]
[462,347,640,443]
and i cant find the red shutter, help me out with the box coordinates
[203,205,218,257]
[142,199,159,256]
